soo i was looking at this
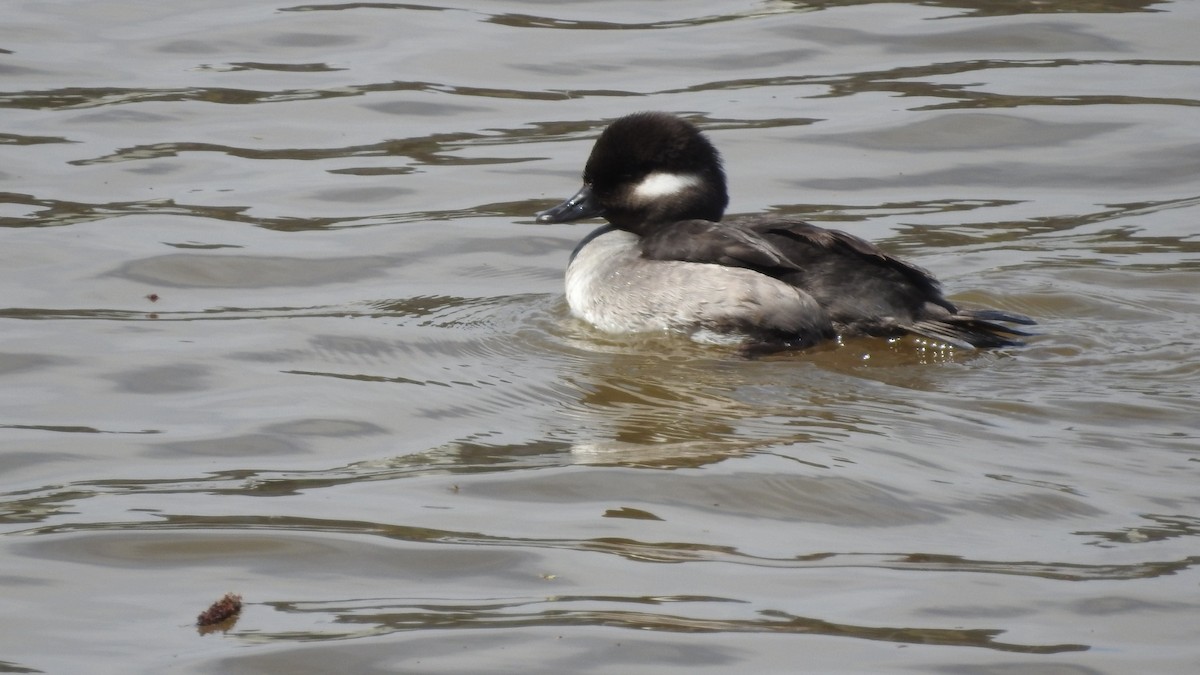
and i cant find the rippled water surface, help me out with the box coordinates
[3,1,1198,673]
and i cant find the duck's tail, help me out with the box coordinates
[909,309,1037,349]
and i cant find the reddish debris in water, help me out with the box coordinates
[196,592,242,627]
[146,293,159,302]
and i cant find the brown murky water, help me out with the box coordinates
[2,1,1198,673]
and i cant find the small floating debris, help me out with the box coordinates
[196,592,242,632]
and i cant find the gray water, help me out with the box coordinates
[2,1,1198,673]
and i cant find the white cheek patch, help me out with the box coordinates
[632,172,701,200]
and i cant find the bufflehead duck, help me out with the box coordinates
[536,111,1034,352]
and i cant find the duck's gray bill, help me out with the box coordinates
[535,185,603,223]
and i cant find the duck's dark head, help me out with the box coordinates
[536,112,729,234]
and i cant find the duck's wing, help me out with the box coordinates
[748,218,946,301]
[751,219,1037,346]
[641,218,939,292]
[639,217,945,311]
[638,219,802,274]
[642,217,1036,347]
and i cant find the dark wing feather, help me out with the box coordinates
[639,216,1036,348]
[752,219,945,302]
[639,219,799,273]
[749,219,1037,346]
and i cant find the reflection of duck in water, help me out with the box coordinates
[538,112,1034,353]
